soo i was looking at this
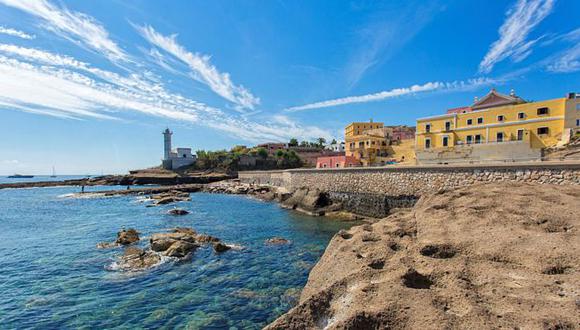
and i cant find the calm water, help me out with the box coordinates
[0,185,355,329]
[0,175,93,184]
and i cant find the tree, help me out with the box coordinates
[275,149,285,158]
[317,137,326,148]
[257,148,268,159]
[288,138,298,147]
[330,138,337,145]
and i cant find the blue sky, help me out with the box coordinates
[0,0,578,174]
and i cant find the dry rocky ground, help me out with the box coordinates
[267,182,579,329]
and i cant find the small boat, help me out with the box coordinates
[50,166,57,178]
[7,174,34,178]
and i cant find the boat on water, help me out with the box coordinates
[7,174,34,178]
[50,166,57,178]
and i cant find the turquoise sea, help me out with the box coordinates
[0,184,355,329]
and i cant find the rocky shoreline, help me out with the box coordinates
[265,182,580,329]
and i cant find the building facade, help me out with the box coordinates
[415,90,580,164]
[316,155,360,168]
[161,128,197,170]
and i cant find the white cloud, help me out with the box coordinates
[0,46,329,143]
[546,28,580,73]
[0,26,34,39]
[0,0,127,62]
[285,78,499,112]
[479,0,554,73]
[135,25,259,111]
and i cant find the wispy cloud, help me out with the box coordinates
[135,24,260,111]
[546,28,580,73]
[0,44,329,142]
[285,78,500,112]
[0,26,34,39]
[345,3,440,87]
[0,0,127,62]
[479,0,554,73]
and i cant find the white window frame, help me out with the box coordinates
[466,119,473,126]
[496,132,504,142]
[517,112,525,120]
[442,135,449,147]
[477,117,483,124]
[537,126,549,135]
[537,107,549,116]
[466,135,473,144]
[474,134,483,144]
[497,115,505,122]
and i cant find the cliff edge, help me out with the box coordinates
[266,182,579,329]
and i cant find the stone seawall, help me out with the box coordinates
[239,162,580,217]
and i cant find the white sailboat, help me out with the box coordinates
[50,166,57,178]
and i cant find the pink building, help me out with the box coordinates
[316,155,360,168]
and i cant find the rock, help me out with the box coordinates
[150,232,196,252]
[96,241,117,249]
[281,187,332,214]
[213,242,231,253]
[117,247,161,271]
[116,228,139,245]
[195,234,220,244]
[265,237,291,245]
[155,196,190,205]
[167,208,189,215]
[164,241,198,258]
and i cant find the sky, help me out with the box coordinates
[0,0,578,175]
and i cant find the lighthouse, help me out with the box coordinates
[163,128,172,160]
[161,128,196,170]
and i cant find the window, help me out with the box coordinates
[442,136,449,147]
[518,112,525,119]
[336,163,340,168]
[537,127,549,135]
[425,138,431,149]
[517,129,524,141]
[537,107,549,115]
[576,104,580,111]
[477,117,483,124]
[496,132,504,142]
[475,134,482,144]
[466,135,473,144]
[577,119,580,127]
[445,121,451,131]
[425,124,431,133]
[497,115,505,122]
[467,119,473,125]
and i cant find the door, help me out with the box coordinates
[466,135,473,144]
[442,136,449,147]
[425,139,431,149]
[475,135,482,144]
[517,129,524,141]
[496,132,504,142]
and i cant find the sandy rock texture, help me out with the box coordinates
[266,182,579,329]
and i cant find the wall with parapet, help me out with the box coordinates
[239,162,580,196]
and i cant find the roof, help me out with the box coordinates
[471,89,525,110]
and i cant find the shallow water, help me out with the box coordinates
[0,185,356,329]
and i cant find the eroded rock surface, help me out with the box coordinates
[267,183,580,329]
[115,228,139,245]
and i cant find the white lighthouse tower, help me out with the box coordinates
[161,128,196,170]
[163,128,172,160]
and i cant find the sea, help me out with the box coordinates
[0,178,355,329]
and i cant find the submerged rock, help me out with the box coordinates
[167,208,189,215]
[116,228,139,245]
[265,237,291,245]
[96,241,117,249]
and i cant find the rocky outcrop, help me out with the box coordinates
[280,187,342,216]
[148,191,191,206]
[115,228,139,245]
[106,227,231,272]
[267,183,580,329]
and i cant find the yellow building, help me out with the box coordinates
[345,121,393,166]
[415,89,580,164]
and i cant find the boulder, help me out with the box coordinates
[167,208,189,215]
[155,196,190,205]
[195,234,220,244]
[117,247,161,271]
[116,228,140,245]
[213,242,231,253]
[265,237,291,245]
[281,187,330,213]
[164,241,198,258]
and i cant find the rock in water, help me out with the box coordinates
[116,228,139,245]
[164,241,198,258]
[213,242,231,253]
[265,237,291,245]
[96,241,117,249]
[117,247,161,271]
[167,208,189,215]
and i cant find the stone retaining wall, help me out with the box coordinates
[239,162,580,197]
